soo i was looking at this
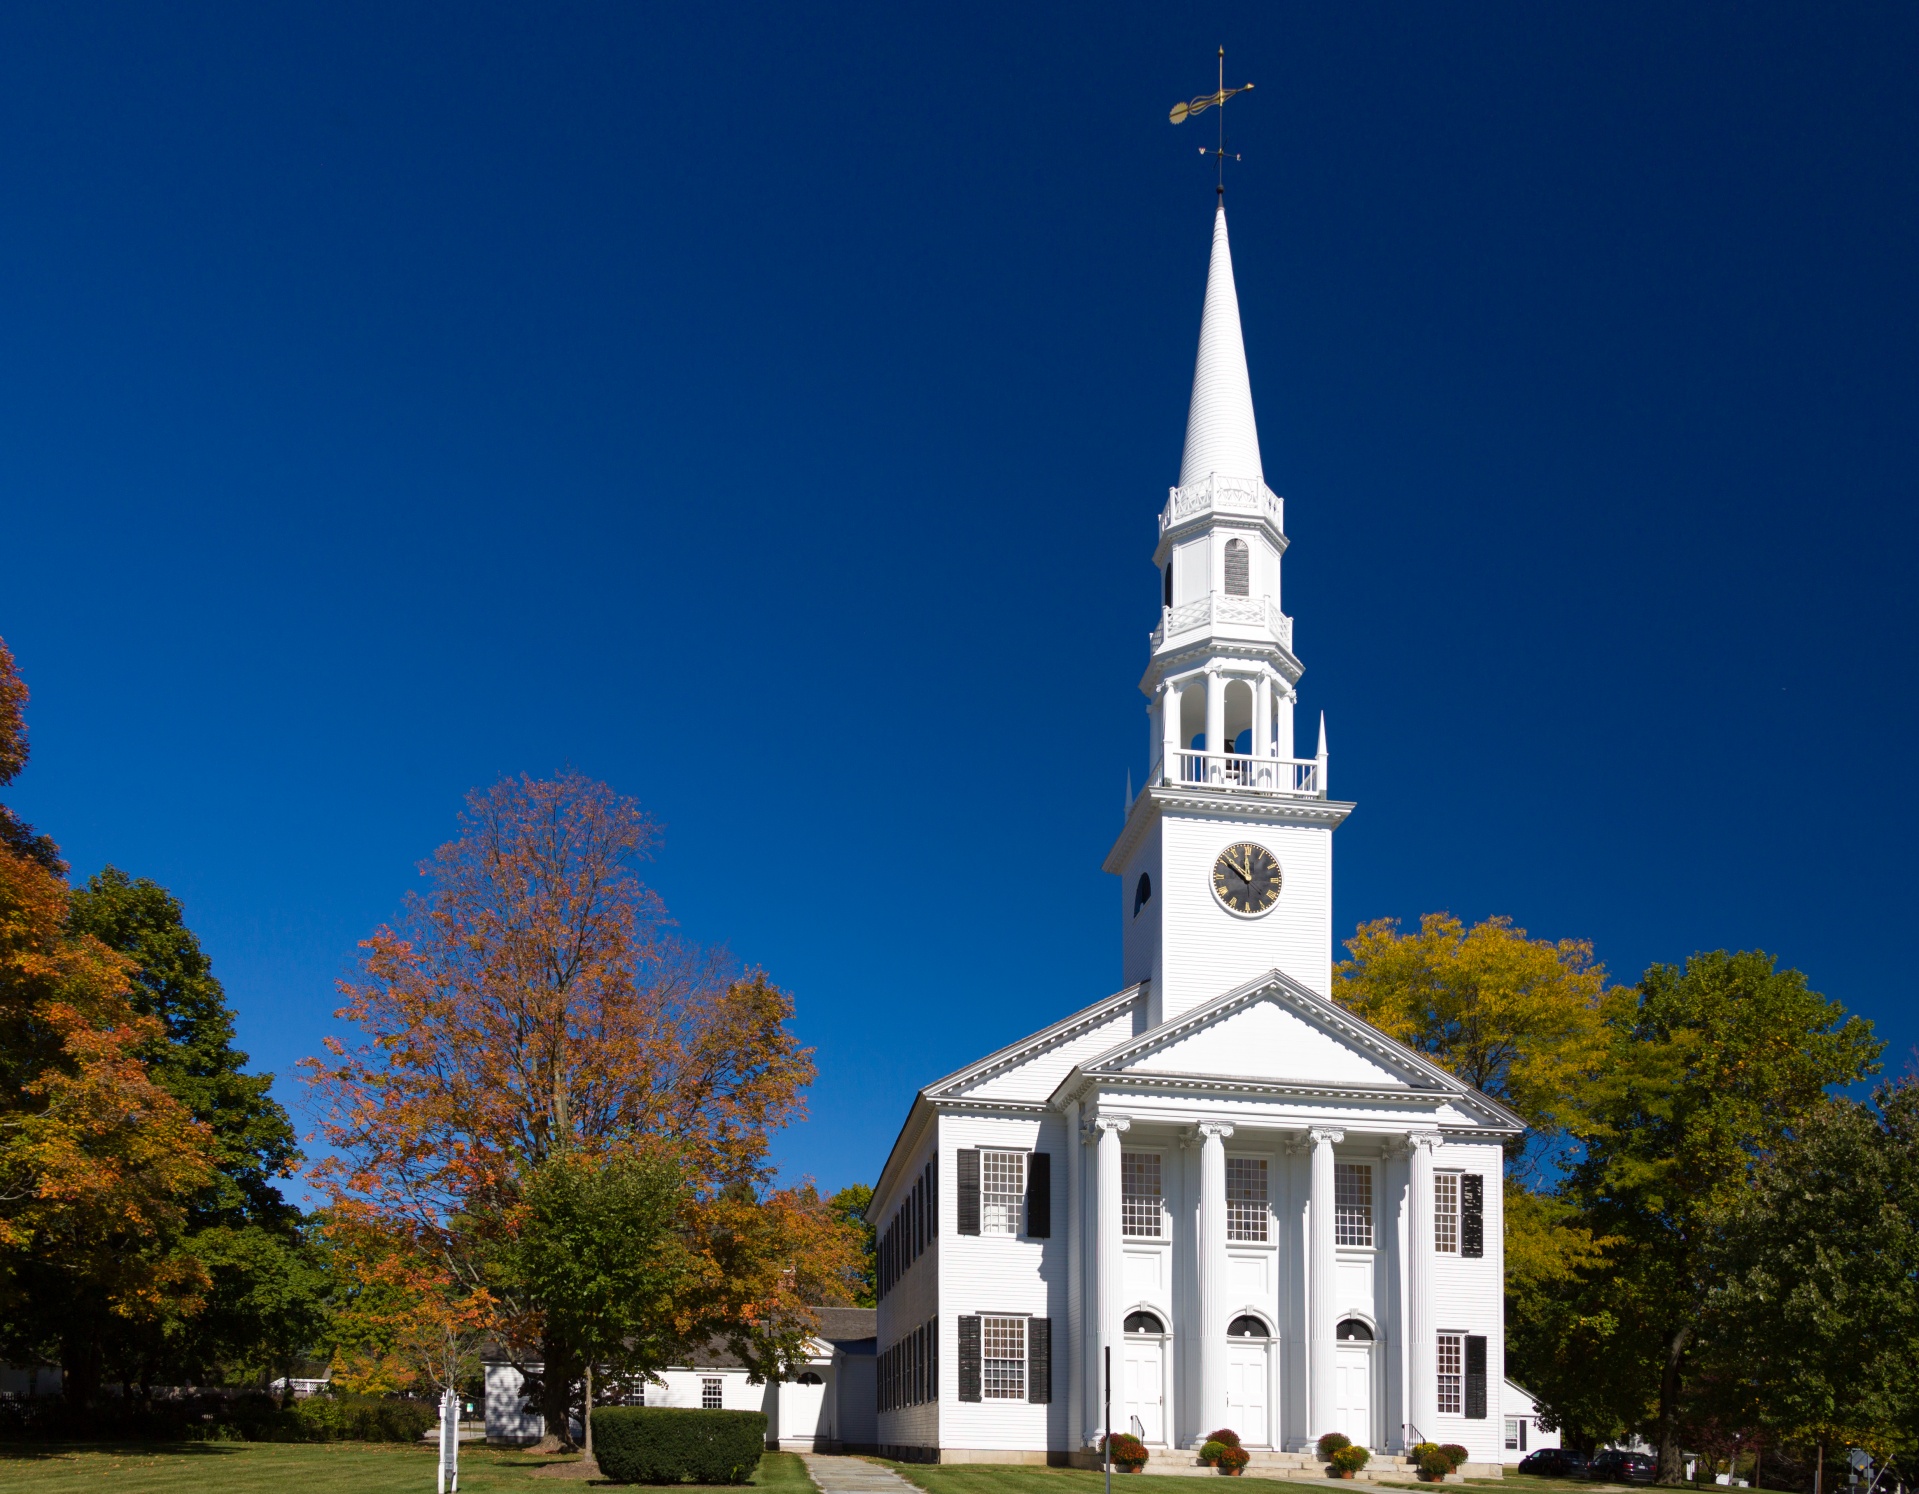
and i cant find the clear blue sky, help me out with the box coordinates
[4,4,1915,1198]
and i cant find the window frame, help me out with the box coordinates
[701,1376,723,1410]
[980,1314,1027,1400]
[979,1148,1026,1237]
[1121,1150,1164,1238]
[1436,1332,1464,1415]
[1434,1170,1461,1255]
[1226,1155,1269,1243]
[1335,1160,1374,1248]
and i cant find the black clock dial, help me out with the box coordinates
[1212,841,1282,915]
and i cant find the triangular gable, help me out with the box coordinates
[1076,968,1526,1132]
[930,985,1147,1106]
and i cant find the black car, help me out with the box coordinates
[1518,1449,1590,1478]
[1587,1450,1659,1484]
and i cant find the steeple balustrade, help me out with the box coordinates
[1148,749,1324,798]
[1151,591,1293,651]
[1159,472,1285,533]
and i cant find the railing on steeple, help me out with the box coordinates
[1142,743,1328,801]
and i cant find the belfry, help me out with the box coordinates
[865,203,1521,1471]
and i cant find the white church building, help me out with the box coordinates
[866,203,1523,1468]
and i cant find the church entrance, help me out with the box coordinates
[1122,1312,1168,1445]
[1225,1315,1272,1446]
[1333,1319,1373,1449]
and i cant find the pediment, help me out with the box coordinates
[930,985,1148,1106]
[1079,969,1502,1112]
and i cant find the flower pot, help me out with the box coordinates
[1117,1465,1144,1475]
[1338,1474,1356,1481]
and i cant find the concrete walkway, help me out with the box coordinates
[799,1453,925,1494]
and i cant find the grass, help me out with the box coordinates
[880,1463,1332,1494]
[0,1441,813,1494]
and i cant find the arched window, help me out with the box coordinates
[1336,1318,1374,1341]
[1124,1311,1166,1335]
[1133,873,1152,918]
[1223,538,1250,596]
[796,1371,824,1385]
[1227,1315,1271,1339]
[1163,565,1173,607]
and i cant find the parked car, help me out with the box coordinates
[1587,1450,1658,1484]
[1518,1449,1590,1478]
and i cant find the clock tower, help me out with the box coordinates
[1103,204,1353,1025]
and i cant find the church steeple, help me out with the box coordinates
[1179,205,1264,487]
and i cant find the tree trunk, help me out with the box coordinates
[1813,1444,1823,1494]
[539,1327,579,1451]
[60,1328,104,1411]
[584,1362,594,1461]
[1654,1322,1693,1484]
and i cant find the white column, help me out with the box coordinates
[1205,670,1225,764]
[1161,680,1182,784]
[1094,1116,1130,1445]
[1406,1131,1439,1450]
[1307,1126,1343,1443]
[1254,676,1272,759]
[1277,686,1296,767]
[1197,1122,1233,1443]
[1067,1100,1083,1440]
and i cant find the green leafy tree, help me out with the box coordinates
[507,1149,693,1457]
[1554,951,1880,1481]
[829,1184,876,1308]
[1708,1083,1919,1462]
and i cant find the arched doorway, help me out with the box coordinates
[1122,1311,1168,1445]
[1334,1318,1374,1449]
[1224,1314,1273,1447]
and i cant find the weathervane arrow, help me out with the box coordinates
[1170,46,1253,195]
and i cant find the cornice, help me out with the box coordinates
[924,984,1145,1100]
[1140,636,1304,695]
[1104,786,1356,873]
[1152,509,1289,569]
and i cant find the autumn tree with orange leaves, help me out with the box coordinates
[305,772,860,1443]
[0,639,217,1407]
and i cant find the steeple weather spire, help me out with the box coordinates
[1178,205,1263,487]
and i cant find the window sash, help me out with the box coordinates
[1122,1151,1163,1238]
[981,1315,1026,1400]
[1435,1171,1460,1254]
[1227,1156,1268,1242]
[1436,1333,1463,1415]
[981,1149,1024,1236]
[1335,1162,1373,1247]
[701,1377,723,1409]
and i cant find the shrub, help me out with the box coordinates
[1317,1432,1352,1460]
[1103,1432,1149,1468]
[1201,1440,1228,1466]
[1330,1446,1370,1474]
[1217,1445,1250,1475]
[1417,1447,1454,1481]
[1205,1429,1243,1448]
[1439,1444,1469,1471]
[593,1407,767,1485]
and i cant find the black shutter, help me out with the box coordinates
[1462,1174,1484,1259]
[958,1315,982,1401]
[957,1149,981,1235]
[926,1161,937,1241]
[1026,1151,1052,1238]
[1465,1335,1487,1419]
[1028,1316,1052,1403]
[915,1175,925,1257]
[931,1316,939,1399]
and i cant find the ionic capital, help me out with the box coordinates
[1195,1121,1236,1142]
[1089,1115,1132,1138]
[1406,1128,1441,1154]
[1307,1126,1345,1148]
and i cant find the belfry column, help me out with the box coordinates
[1405,1131,1439,1449]
[1094,1116,1130,1444]
[1196,1122,1234,1442]
[1161,680,1182,783]
[1205,668,1226,759]
[1307,1127,1343,1441]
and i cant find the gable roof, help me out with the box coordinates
[1053,967,1525,1133]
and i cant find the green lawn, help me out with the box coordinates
[0,1442,813,1494]
[880,1464,1332,1494]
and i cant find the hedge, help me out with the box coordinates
[0,1390,435,1444]
[593,1407,768,1485]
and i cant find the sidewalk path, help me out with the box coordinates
[799,1453,926,1494]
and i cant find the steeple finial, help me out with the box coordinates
[1177,204,1264,486]
[1168,49,1254,198]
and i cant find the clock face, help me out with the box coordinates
[1212,841,1282,915]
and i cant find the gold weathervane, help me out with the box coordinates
[1170,47,1253,195]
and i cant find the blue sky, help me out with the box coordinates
[4,4,1915,1197]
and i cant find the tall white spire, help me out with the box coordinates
[1178,204,1264,487]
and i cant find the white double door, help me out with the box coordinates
[1333,1344,1372,1449]
[1224,1343,1270,1446]
[1122,1341,1166,1444]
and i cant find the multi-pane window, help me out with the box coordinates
[1505,1418,1522,1450]
[1336,1162,1373,1247]
[981,1150,1025,1236]
[1227,1157,1268,1242]
[1436,1334,1463,1415]
[1121,1152,1163,1237]
[981,1315,1026,1400]
[1435,1172,1460,1254]
[701,1377,722,1409]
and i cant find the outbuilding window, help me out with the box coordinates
[702,1377,723,1409]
